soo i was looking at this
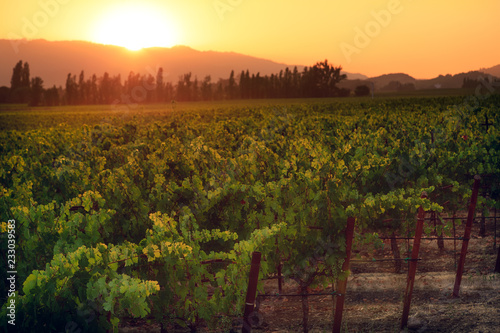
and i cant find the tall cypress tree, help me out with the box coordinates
[29,77,44,106]
[22,62,30,89]
[10,61,31,103]
[10,61,23,91]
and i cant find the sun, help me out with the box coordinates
[93,5,179,51]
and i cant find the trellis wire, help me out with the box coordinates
[257,291,340,298]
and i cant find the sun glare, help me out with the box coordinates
[93,5,179,51]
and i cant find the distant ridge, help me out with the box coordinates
[339,71,499,92]
[0,39,498,90]
[0,39,298,86]
[367,73,416,90]
[479,64,500,78]
[0,39,359,87]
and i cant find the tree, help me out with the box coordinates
[176,73,192,101]
[89,74,98,104]
[10,60,31,103]
[192,76,199,101]
[239,70,250,99]
[338,88,351,97]
[44,85,60,106]
[301,66,311,97]
[22,62,30,88]
[292,66,301,97]
[10,61,23,91]
[278,69,284,97]
[381,81,415,92]
[156,67,165,103]
[283,67,292,98]
[164,82,174,102]
[311,60,346,97]
[0,86,10,103]
[269,74,278,98]
[143,74,155,103]
[225,70,237,99]
[201,75,213,101]
[112,74,122,103]
[400,82,415,91]
[29,77,44,106]
[65,73,77,105]
[99,72,113,104]
[214,81,224,100]
[354,85,370,97]
[78,70,86,104]
[380,81,401,91]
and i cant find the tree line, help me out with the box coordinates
[1,60,372,106]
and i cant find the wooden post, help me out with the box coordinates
[275,237,283,294]
[242,252,262,333]
[494,207,497,252]
[435,212,445,251]
[495,245,500,274]
[400,192,427,330]
[453,212,457,269]
[277,263,283,294]
[453,175,481,297]
[496,208,500,274]
[391,232,402,273]
[332,216,356,333]
[479,204,486,237]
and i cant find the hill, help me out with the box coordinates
[0,39,361,87]
[479,64,500,78]
[415,71,494,90]
[338,73,416,92]
[0,39,299,87]
[368,73,416,90]
[339,71,499,92]
[1,39,497,92]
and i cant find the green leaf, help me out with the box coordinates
[23,271,39,295]
[103,300,113,312]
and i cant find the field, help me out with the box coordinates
[0,95,499,332]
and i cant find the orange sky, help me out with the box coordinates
[2,0,499,78]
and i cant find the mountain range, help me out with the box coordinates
[338,71,499,92]
[0,39,498,91]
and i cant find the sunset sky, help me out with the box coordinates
[2,0,499,79]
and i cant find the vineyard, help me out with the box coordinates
[0,95,499,332]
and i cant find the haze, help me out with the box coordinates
[1,0,500,79]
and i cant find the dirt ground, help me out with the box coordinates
[120,218,500,333]
[251,219,500,333]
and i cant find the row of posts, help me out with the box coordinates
[242,175,498,332]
